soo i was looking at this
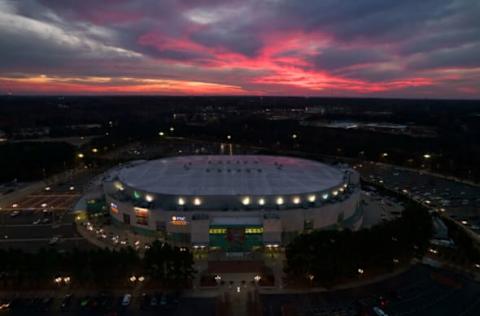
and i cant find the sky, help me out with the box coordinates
[0,0,479,98]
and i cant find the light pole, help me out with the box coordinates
[214,274,222,286]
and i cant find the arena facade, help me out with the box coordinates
[103,155,362,252]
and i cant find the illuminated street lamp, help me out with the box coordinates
[129,276,137,282]
[254,275,261,284]
[214,275,222,285]
[91,148,98,153]
[227,135,232,140]
[292,133,298,140]
[159,131,165,136]
[77,153,84,159]
[138,276,145,282]
[423,154,431,159]
[357,268,364,275]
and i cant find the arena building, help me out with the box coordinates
[103,155,362,252]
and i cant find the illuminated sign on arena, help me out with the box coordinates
[110,202,118,214]
[134,207,149,225]
[171,216,188,226]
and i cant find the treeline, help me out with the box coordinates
[0,142,75,182]
[285,203,432,286]
[0,241,195,289]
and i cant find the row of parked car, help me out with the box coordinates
[0,291,181,313]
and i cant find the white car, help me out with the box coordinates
[48,236,59,245]
[121,294,132,306]
[373,306,389,316]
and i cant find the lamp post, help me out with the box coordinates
[254,275,261,286]
[214,274,222,286]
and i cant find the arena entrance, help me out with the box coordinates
[208,216,263,252]
[209,225,263,252]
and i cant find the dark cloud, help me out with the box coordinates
[0,0,479,97]
[312,47,388,71]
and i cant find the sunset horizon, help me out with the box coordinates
[1,0,479,98]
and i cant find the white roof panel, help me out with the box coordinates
[117,155,344,196]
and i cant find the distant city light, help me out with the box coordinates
[382,152,388,157]
[77,153,84,158]
[276,197,284,205]
[423,154,431,159]
[293,196,301,204]
[308,195,316,202]
[91,148,98,153]
[145,194,154,202]
[193,197,202,206]
[292,133,297,139]
[159,131,165,136]
[258,198,265,206]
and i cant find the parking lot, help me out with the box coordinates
[0,173,97,252]
[261,264,480,316]
[355,162,480,235]
[0,291,216,316]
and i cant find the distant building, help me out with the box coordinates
[12,127,50,138]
